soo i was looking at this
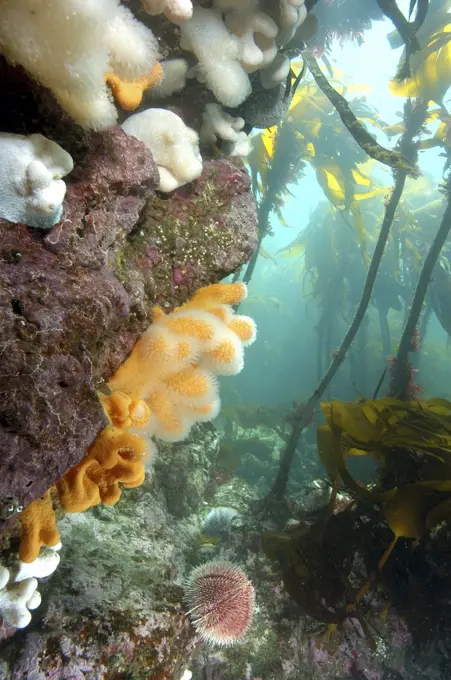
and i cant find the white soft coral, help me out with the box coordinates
[224,9,278,73]
[122,108,203,192]
[0,133,74,229]
[278,0,308,45]
[0,546,61,629]
[212,0,278,74]
[200,103,250,157]
[180,7,252,108]
[0,0,159,130]
[141,0,193,24]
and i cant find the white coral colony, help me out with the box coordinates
[0,0,159,130]
[0,546,61,629]
[121,109,203,192]
[0,133,74,229]
[180,7,252,108]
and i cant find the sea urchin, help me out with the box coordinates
[184,560,255,646]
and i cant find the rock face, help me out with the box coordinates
[0,127,157,529]
[0,72,258,531]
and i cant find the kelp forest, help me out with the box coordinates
[226,0,451,672]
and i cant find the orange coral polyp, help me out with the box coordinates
[19,489,61,563]
[164,365,215,401]
[164,311,219,345]
[228,315,257,346]
[137,326,176,361]
[184,399,221,418]
[109,328,177,397]
[176,338,198,362]
[147,390,191,441]
[201,331,244,376]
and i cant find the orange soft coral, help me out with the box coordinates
[105,63,164,110]
[146,390,188,440]
[19,489,60,563]
[163,310,221,348]
[185,282,248,308]
[107,282,256,441]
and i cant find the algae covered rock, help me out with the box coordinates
[155,423,220,518]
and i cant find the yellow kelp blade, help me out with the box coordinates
[352,161,388,197]
[248,127,276,174]
[320,397,451,455]
[353,186,387,201]
[384,486,430,540]
[317,424,343,481]
[259,246,278,264]
[349,201,369,257]
[261,126,277,158]
[358,485,430,593]
[317,420,386,502]
[384,121,406,137]
[247,137,269,184]
[390,21,451,103]
[277,233,306,258]
[278,244,305,258]
[305,141,316,157]
[357,115,386,131]
[315,164,347,207]
[352,168,371,187]
[321,400,382,445]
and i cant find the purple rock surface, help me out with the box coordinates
[0,118,257,532]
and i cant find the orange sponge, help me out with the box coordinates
[19,426,149,561]
[57,427,147,513]
[19,489,60,563]
[105,63,164,110]
[100,391,151,430]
